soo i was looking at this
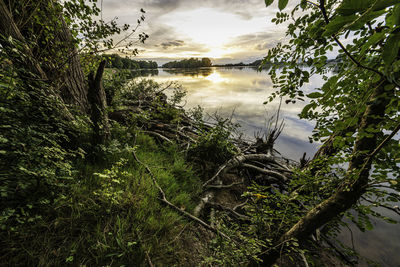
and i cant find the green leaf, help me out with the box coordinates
[300,102,317,118]
[346,10,386,31]
[337,0,374,16]
[265,0,274,7]
[359,31,386,58]
[393,4,400,25]
[337,0,399,16]
[323,15,357,36]
[278,0,289,10]
[373,0,400,12]
[307,92,324,99]
[382,32,400,65]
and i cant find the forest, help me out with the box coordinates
[162,57,212,68]
[107,54,158,69]
[1,0,399,266]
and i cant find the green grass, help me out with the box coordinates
[1,129,203,266]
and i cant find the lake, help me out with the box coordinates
[134,67,400,267]
[137,67,321,161]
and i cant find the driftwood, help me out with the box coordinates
[202,153,284,188]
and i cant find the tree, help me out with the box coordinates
[255,0,400,265]
[162,58,212,68]
[0,0,147,112]
[0,0,148,236]
[201,57,212,67]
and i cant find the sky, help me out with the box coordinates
[101,0,298,65]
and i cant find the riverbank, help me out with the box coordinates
[1,74,350,266]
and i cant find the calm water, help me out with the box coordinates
[135,67,400,266]
[143,67,321,160]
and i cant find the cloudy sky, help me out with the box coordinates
[101,0,296,64]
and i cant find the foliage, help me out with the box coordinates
[248,0,400,263]
[162,57,213,68]
[202,213,265,266]
[188,115,238,165]
[0,58,80,232]
[1,119,204,265]
[0,1,210,265]
[107,53,157,69]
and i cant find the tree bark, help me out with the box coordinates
[51,15,89,112]
[259,80,393,266]
[0,0,47,80]
[88,60,110,146]
[1,0,89,113]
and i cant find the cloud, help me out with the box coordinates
[101,0,294,64]
[158,40,185,49]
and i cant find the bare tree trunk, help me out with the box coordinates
[88,60,110,146]
[259,80,393,266]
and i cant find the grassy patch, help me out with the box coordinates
[1,130,202,266]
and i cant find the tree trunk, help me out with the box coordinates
[88,60,111,146]
[51,15,89,113]
[0,0,47,80]
[259,80,393,266]
[1,0,89,113]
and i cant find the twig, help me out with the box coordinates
[141,130,172,144]
[145,251,154,267]
[233,200,248,211]
[242,163,289,182]
[202,154,277,188]
[300,251,310,267]
[206,181,243,189]
[205,202,251,221]
[361,196,400,216]
[318,0,384,78]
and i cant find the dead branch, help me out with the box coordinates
[233,200,248,211]
[132,148,230,240]
[205,202,251,221]
[242,163,289,182]
[206,181,243,189]
[202,154,278,188]
[141,130,172,144]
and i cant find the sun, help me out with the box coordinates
[203,47,232,59]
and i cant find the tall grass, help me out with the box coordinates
[1,128,203,266]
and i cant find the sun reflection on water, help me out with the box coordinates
[205,71,227,83]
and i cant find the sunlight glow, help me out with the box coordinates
[205,71,227,83]
[161,8,267,59]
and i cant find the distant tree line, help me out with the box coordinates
[108,54,158,69]
[162,58,212,68]
[214,59,263,67]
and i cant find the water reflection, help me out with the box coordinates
[163,68,213,77]
[150,67,319,160]
[130,68,159,78]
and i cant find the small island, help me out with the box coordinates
[162,57,212,68]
